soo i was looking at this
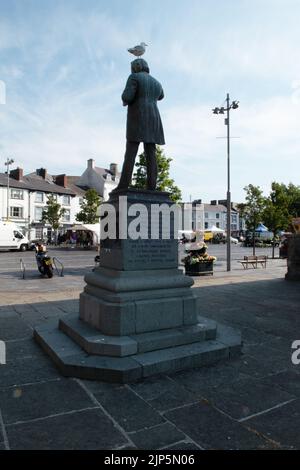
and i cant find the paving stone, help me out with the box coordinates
[245,399,300,449]
[6,408,128,450]
[78,379,124,395]
[170,362,247,395]
[205,376,294,420]
[0,355,59,389]
[243,344,292,364]
[129,422,186,450]
[129,376,197,411]
[239,327,276,346]
[165,401,276,450]
[17,310,46,327]
[0,310,19,320]
[229,354,289,379]
[93,387,164,432]
[261,371,300,397]
[0,378,95,424]
[0,317,32,340]
[6,338,48,362]
[165,441,202,450]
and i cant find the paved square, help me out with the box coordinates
[0,249,299,449]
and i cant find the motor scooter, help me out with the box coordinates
[35,244,53,278]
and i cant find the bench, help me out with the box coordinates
[239,255,268,269]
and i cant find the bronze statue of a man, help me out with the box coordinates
[117,58,165,191]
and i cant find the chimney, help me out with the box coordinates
[10,167,23,181]
[87,159,95,169]
[110,163,118,176]
[36,168,47,179]
[56,174,68,187]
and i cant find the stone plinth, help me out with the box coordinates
[34,189,241,383]
[285,234,300,281]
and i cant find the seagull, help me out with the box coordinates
[127,42,148,57]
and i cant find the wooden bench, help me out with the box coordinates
[239,255,268,269]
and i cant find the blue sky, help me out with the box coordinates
[0,0,300,202]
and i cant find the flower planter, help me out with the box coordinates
[185,261,214,276]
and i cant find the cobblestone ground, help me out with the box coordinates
[0,248,299,450]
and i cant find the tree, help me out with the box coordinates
[262,182,291,258]
[238,185,265,255]
[76,189,101,224]
[42,194,66,239]
[132,146,182,202]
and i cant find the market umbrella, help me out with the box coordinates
[205,225,225,233]
[255,223,268,232]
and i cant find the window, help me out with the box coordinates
[205,212,208,218]
[10,189,24,200]
[10,207,23,218]
[62,195,70,205]
[35,207,43,221]
[216,213,220,219]
[62,209,70,222]
[216,222,220,228]
[205,222,208,229]
[35,192,44,203]
[13,230,23,239]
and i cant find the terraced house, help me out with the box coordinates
[0,159,120,240]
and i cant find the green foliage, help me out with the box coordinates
[132,146,182,202]
[238,184,266,232]
[262,182,291,234]
[42,194,66,230]
[76,189,101,224]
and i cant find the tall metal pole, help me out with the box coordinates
[226,93,231,272]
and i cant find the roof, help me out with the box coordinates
[0,173,76,196]
[59,176,86,196]
[94,166,120,181]
[204,203,238,213]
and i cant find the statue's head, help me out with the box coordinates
[131,58,149,74]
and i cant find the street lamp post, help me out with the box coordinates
[4,158,14,221]
[213,94,239,272]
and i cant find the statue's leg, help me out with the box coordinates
[144,143,157,190]
[117,141,139,189]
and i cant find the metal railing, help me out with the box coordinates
[52,257,64,277]
[20,258,26,279]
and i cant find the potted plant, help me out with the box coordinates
[183,242,217,276]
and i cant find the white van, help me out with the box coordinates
[0,221,29,251]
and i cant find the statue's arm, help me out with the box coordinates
[158,87,164,101]
[122,75,138,106]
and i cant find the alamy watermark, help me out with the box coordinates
[99,198,197,240]
[0,340,6,365]
[291,340,300,365]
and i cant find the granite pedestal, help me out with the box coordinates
[34,189,241,383]
[285,234,300,281]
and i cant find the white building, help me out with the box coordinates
[0,159,120,240]
[0,168,83,240]
[76,159,120,200]
[204,200,240,235]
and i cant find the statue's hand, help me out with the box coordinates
[122,101,127,107]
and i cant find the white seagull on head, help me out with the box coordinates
[127,42,148,57]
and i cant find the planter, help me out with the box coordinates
[185,261,214,276]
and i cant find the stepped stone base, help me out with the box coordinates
[34,317,241,383]
[33,188,242,383]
